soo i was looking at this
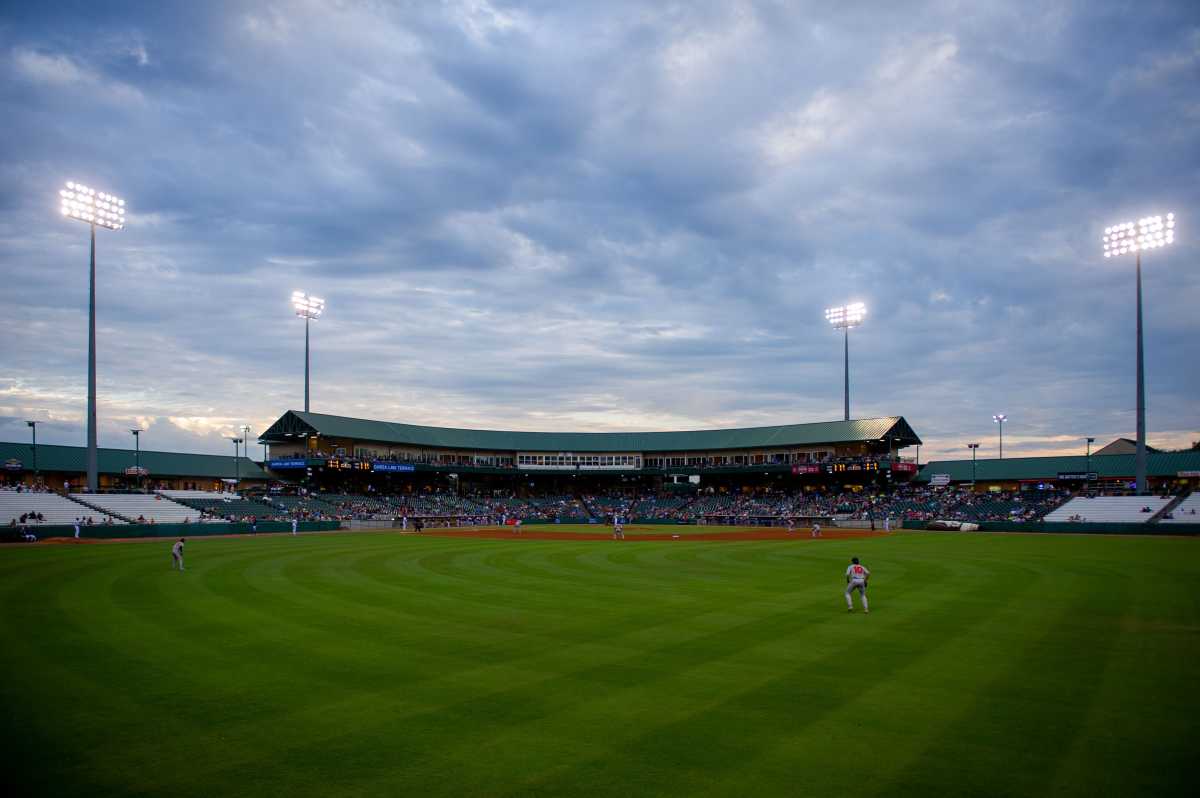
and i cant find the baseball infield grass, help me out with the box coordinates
[1,530,1196,797]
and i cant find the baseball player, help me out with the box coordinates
[786,518,795,535]
[845,556,869,612]
[291,516,299,536]
[613,514,625,540]
[171,538,186,571]
[811,522,821,538]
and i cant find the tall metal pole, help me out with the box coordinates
[28,421,38,481]
[998,420,1003,460]
[87,223,98,492]
[233,438,241,493]
[1135,252,1147,494]
[843,325,850,421]
[304,315,311,413]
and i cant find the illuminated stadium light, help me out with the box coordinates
[292,291,325,319]
[58,180,127,492]
[825,302,867,421]
[1102,213,1174,258]
[1101,212,1177,494]
[992,414,1007,460]
[60,181,126,231]
[824,302,867,329]
[293,291,327,412]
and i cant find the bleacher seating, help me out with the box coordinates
[172,494,274,520]
[1044,495,1174,524]
[1,490,123,526]
[73,493,206,524]
[1160,493,1200,524]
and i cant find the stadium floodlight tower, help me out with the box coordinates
[992,414,1007,459]
[59,181,126,492]
[292,291,326,413]
[1102,212,1175,494]
[824,302,867,421]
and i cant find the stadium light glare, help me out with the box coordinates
[824,302,867,421]
[1102,211,1177,494]
[293,291,327,412]
[59,180,126,492]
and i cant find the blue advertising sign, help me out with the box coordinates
[373,462,415,473]
[269,458,308,469]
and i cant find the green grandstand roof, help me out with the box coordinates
[262,411,922,453]
[916,451,1200,482]
[0,441,269,481]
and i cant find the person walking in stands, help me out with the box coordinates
[845,557,870,613]
[291,516,298,536]
[172,538,186,571]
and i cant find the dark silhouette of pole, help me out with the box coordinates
[1135,252,1146,494]
[87,222,98,492]
[304,315,310,412]
[27,421,38,481]
[843,325,850,421]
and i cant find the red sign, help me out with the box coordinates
[891,462,918,474]
[792,464,822,474]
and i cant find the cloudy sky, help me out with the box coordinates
[1,0,1197,463]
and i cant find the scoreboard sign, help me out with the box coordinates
[327,458,371,471]
[930,473,951,486]
[791,464,822,475]
[269,458,308,469]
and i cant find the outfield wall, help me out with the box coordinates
[9,520,343,540]
[903,520,1200,535]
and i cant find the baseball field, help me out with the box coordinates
[1,528,1196,797]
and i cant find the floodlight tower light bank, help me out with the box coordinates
[59,181,126,493]
[824,303,867,421]
[1102,212,1175,494]
[292,292,326,413]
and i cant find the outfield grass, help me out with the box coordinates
[1,530,1196,797]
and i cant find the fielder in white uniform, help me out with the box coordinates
[172,538,185,571]
[613,514,624,540]
[291,517,299,536]
[845,557,869,612]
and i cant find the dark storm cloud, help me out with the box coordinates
[1,0,1197,460]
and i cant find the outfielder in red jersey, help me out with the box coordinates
[845,557,870,613]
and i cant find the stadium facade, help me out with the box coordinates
[258,410,923,493]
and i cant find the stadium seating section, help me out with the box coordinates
[1,489,124,526]
[72,493,207,524]
[1043,495,1174,524]
[1161,493,1200,524]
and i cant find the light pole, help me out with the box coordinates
[967,443,980,487]
[1102,213,1175,494]
[229,437,243,493]
[992,414,1006,459]
[1086,437,1095,487]
[130,429,142,490]
[241,424,252,462]
[292,291,326,413]
[824,302,867,421]
[59,181,125,493]
[26,421,38,483]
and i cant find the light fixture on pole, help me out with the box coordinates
[1102,212,1175,494]
[229,436,243,494]
[1086,437,1096,486]
[241,424,252,463]
[59,181,126,493]
[26,421,38,482]
[992,414,1007,459]
[967,443,980,486]
[292,291,326,413]
[824,302,867,421]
